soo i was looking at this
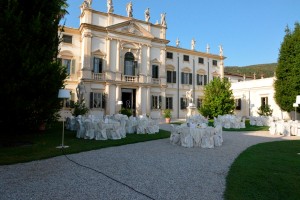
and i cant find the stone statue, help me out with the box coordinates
[126,1,133,17]
[219,45,223,57]
[161,13,167,27]
[186,89,193,103]
[82,0,92,8]
[145,8,150,22]
[206,43,210,53]
[191,38,196,50]
[76,82,86,103]
[176,38,180,47]
[107,0,114,13]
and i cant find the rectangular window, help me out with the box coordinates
[180,97,188,109]
[90,92,106,109]
[196,74,208,85]
[197,98,203,108]
[181,72,192,85]
[151,95,162,109]
[261,97,268,107]
[212,60,218,66]
[152,65,159,78]
[167,71,176,83]
[183,55,189,61]
[166,97,173,109]
[166,52,173,59]
[93,57,103,73]
[62,59,71,75]
[62,35,72,44]
[198,57,204,64]
[235,99,242,110]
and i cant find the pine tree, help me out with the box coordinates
[0,0,68,133]
[274,22,300,112]
[199,77,235,118]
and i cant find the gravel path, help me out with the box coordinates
[1,125,299,200]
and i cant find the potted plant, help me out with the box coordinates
[163,109,172,123]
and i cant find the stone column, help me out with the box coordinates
[115,40,122,81]
[81,32,92,79]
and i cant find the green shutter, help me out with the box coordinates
[90,92,94,108]
[189,73,192,85]
[181,72,184,84]
[173,71,176,83]
[71,59,76,74]
[102,93,106,109]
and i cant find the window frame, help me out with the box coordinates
[166,52,173,59]
[183,55,189,62]
[166,97,173,109]
[62,35,72,44]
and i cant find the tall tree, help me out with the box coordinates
[0,0,68,133]
[274,22,300,112]
[199,77,235,118]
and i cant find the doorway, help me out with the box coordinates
[121,88,136,116]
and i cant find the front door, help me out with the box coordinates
[121,89,136,116]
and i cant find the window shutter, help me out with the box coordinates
[134,61,138,75]
[181,72,184,84]
[150,95,153,109]
[180,98,183,109]
[159,96,162,109]
[204,75,207,85]
[170,97,173,109]
[102,93,106,109]
[99,58,103,73]
[189,73,192,85]
[71,59,76,74]
[173,71,176,83]
[167,71,171,83]
[196,74,200,85]
[90,92,94,108]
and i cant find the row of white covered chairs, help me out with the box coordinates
[170,123,223,148]
[214,114,246,129]
[66,114,160,140]
[249,116,272,126]
[269,120,300,136]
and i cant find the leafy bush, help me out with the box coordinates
[120,107,132,117]
[72,102,89,117]
[163,109,172,118]
[257,105,273,116]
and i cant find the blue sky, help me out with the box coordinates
[63,0,300,66]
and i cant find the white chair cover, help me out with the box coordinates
[75,120,85,138]
[94,122,108,140]
[83,119,95,139]
[201,128,214,148]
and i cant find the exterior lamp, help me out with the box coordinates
[57,89,70,149]
[293,103,298,121]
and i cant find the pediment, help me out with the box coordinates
[92,49,106,57]
[107,20,154,39]
[197,69,206,74]
[151,58,161,64]
[212,70,220,76]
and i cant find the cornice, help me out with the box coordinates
[166,45,226,60]
[59,26,80,35]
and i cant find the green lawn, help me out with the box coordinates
[0,122,170,165]
[224,140,300,200]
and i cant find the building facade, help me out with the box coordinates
[59,1,224,119]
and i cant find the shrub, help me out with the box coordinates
[163,109,172,118]
[257,105,273,116]
[120,107,132,117]
[72,102,89,117]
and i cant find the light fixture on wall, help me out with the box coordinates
[57,89,70,149]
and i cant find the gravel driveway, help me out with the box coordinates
[1,126,299,200]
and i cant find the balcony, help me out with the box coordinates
[151,78,160,84]
[122,75,139,82]
[93,73,105,81]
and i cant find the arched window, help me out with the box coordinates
[124,52,136,76]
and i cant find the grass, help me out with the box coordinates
[224,140,300,200]
[0,122,170,165]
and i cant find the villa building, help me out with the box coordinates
[59,0,224,119]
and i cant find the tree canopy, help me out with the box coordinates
[199,77,235,118]
[0,0,68,133]
[274,22,300,112]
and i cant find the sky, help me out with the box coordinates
[62,0,300,67]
